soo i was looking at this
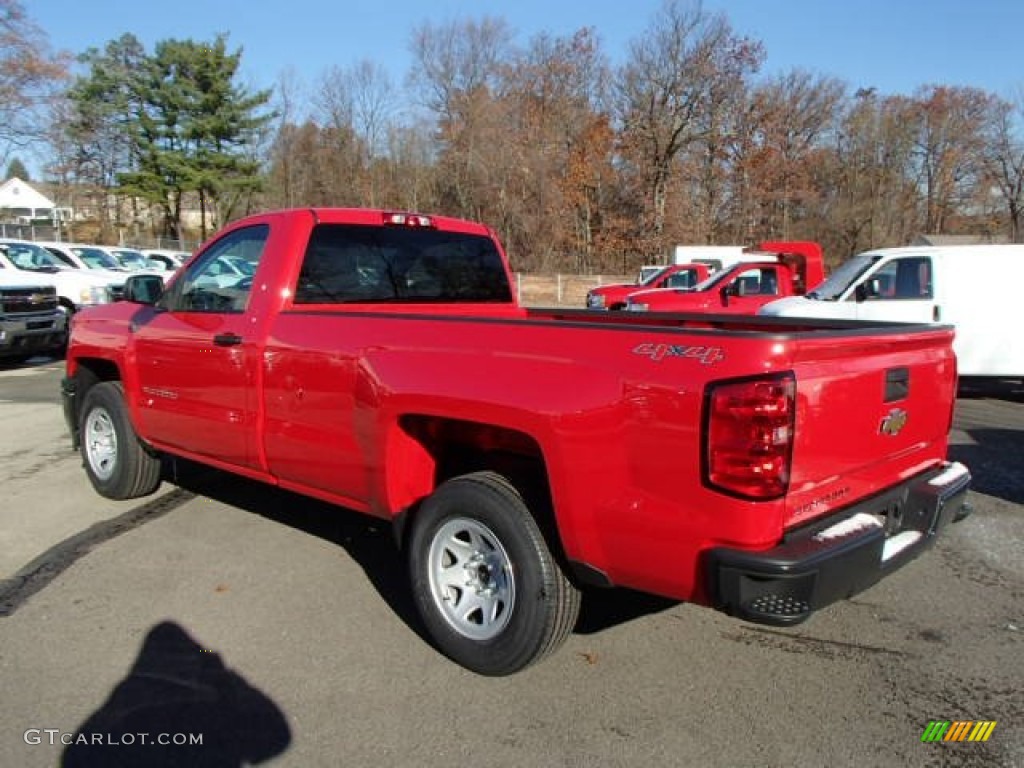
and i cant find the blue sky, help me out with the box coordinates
[29,0,1024,102]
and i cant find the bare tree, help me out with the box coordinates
[742,70,845,238]
[615,0,761,253]
[981,91,1024,242]
[408,16,513,218]
[501,27,613,271]
[0,0,69,164]
[911,85,994,234]
[817,90,919,259]
[266,67,307,209]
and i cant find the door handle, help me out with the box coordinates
[933,305,941,322]
[213,333,243,347]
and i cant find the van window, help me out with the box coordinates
[867,257,933,300]
[294,224,512,304]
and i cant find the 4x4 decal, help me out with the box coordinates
[633,342,725,365]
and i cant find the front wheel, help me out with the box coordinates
[408,471,580,675]
[79,381,162,500]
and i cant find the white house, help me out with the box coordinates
[0,177,69,223]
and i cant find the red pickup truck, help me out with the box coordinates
[626,241,825,313]
[585,263,711,310]
[62,209,971,676]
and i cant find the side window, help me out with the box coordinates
[160,224,269,313]
[665,271,694,289]
[735,268,763,296]
[867,257,933,300]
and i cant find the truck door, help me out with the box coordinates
[130,224,269,468]
[720,265,784,313]
[852,255,936,323]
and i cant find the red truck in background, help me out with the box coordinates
[62,210,970,676]
[626,241,825,313]
[585,262,711,310]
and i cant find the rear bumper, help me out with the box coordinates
[706,461,971,625]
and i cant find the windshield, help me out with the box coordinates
[806,253,881,300]
[72,247,124,270]
[111,249,151,270]
[2,241,66,270]
[691,266,740,292]
[639,267,669,286]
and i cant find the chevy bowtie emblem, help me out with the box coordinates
[29,292,49,304]
[880,408,908,436]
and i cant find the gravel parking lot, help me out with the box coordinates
[0,358,1020,767]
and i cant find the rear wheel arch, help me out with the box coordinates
[387,415,562,554]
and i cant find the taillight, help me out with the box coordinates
[703,372,795,500]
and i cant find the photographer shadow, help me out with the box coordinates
[62,621,290,767]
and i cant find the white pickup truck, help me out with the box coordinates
[0,239,126,315]
[0,264,66,362]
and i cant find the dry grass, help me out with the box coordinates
[514,273,632,308]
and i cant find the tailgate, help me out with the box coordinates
[784,325,957,528]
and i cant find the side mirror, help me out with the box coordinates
[123,274,164,305]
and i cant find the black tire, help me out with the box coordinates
[408,471,580,676]
[79,381,162,500]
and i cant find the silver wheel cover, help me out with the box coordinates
[427,517,516,641]
[84,406,118,482]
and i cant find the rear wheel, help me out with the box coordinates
[408,471,580,676]
[79,381,162,500]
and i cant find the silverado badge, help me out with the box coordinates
[879,408,908,436]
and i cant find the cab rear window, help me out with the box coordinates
[294,224,512,304]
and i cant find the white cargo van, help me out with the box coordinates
[759,244,1024,380]
[672,245,745,271]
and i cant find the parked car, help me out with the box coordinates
[106,246,163,273]
[586,263,711,310]
[143,248,191,272]
[37,242,129,276]
[0,239,124,314]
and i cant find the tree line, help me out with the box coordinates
[4,0,1023,272]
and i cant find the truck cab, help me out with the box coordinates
[585,262,710,310]
[759,244,1024,379]
[626,241,824,314]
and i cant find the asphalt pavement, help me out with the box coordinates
[0,358,1020,767]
